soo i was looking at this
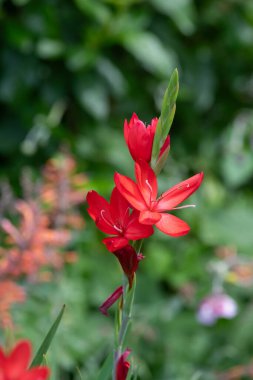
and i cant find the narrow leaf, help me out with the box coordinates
[153,144,171,175]
[151,68,179,167]
[30,305,65,367]
[96,352,114,380]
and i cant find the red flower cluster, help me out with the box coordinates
[87,111,203,378]
[0,340,49,380]
[86,114,203,318]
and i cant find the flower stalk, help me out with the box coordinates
[113,273,136,380]
[86,69,204,379]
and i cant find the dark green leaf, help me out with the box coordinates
[30,305,65,367]
[96,352,113,380]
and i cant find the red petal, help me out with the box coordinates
[113,245,140,288]
[155,213,190,236]
[150,117,158,134]
[128,112,139,129]
[139,210,161,225]
[159,135,170,158]
[86,191,110,221]
[125,211,154,239]
[135,161,158,207]
[22,367,50,380]
[95,218,117,235]
[127,120,153,162]
[116,349,131,380]
[0,347,5,367]
[124,113,139,145]
[114,173,146,211]
[87,191,115,234]
[103,236,129,252]
[99,286,123,316]
[156,172,204,211]
[6,341,31,378]
[109,187,130,226]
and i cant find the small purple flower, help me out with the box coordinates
[197,293,238,326]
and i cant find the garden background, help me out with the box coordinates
[1,0,253,379]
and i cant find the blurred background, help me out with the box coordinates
[1,0,253,379]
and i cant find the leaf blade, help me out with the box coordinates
[151,68,179,167]
[30,305,65,367]
[96,351,114,380]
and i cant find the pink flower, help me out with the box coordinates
[0,340,49,380]
[86,187,153,252]
[116,349,131,380]
[115,160,203,237]
[99,286,123,316]
[124,113,170,163]
[113,245,144,288]
[197,293,238,325]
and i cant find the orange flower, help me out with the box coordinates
[0,200,71,279]
[0,281,26,330]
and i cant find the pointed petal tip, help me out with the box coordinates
[155,213,191,237]
[99,306,109,317]
[99,286,123,317]
[197,171,204,187]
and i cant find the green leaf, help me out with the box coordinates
[123,32,177,77]
[151,68,179,168]
[153,143,170,175]
[149,0,196,36]
[30,305,65,367]
[96,352,113,380]
[36,39,65,59]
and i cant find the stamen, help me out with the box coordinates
[145,179,153,205]
[100,210,114,228]
[100,210,123,233]
[145,179,153,193]
[113,224,123,233]
[172,204,196,210]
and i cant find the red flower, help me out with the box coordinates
[99,286,123,316]
[115,160,204,237]
[0,340,49,380]
[124,113,170,163]
[116,349,131,380]
[86,187,153,252]
[113,245,144,288]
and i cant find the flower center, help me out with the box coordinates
[100,210,123,234]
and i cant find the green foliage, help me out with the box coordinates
[151,68,178,168]
[30,305,65,367]
[1,0,253,379]
[96,352,113,380]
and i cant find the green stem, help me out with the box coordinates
[112,240,143,379]
[113,274,136,380]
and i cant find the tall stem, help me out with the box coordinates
[113,240,143,380]
[112,240,143,379]
[113,274,136,380]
